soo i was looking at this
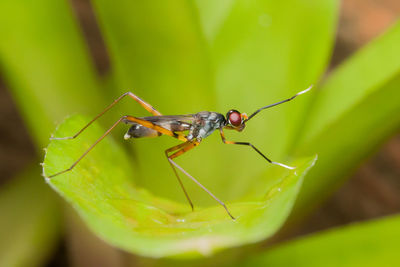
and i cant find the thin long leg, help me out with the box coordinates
[219,129,295,170]
[51,92,162,140]
[165,141,195,211]
[48,116,127,178]
[48,115,188,178]
[166,141,235,220]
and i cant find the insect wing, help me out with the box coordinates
[140,115,194,132]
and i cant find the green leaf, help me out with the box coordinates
[0,166,61,267]
[90,0,218,202]
[301,21,400,143]
[241,215,400,267]
[90,0,337,205]
[204,0,339,157]
[0,0,104,148]
[43,115,316,257]
[91,0,214,111]
[198,0,338,201]
[294,21,400,214]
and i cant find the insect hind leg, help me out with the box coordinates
[51,91,162,140]
[47,115,183,178]
[47,115,128,178]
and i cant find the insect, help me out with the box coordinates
[48,86,312,220]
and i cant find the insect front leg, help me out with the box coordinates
[219,129,295,170]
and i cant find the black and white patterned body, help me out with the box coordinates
[123,111,226,142]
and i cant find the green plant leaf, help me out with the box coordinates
[293,21,400,214]
[90,0,218,202]
[241,215,400,267]
[0,0,104,148]
[0,166,61,267]
[43,115,316,257]
[202,0,339,156]
[197,0,338,201]
[90,0,337,206]
[301,21,400,143]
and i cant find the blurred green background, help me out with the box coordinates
[0,0,399,266]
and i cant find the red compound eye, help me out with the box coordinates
[228,110,242,126]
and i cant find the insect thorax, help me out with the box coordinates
[187,111,225,141]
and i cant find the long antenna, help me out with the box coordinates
[244,85,313,122]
